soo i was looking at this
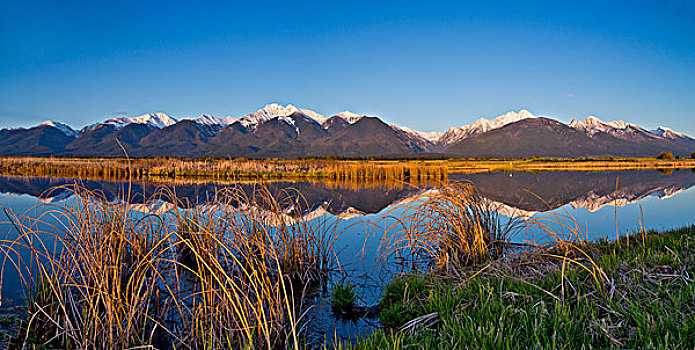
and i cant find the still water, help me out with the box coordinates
[0,169,693,342]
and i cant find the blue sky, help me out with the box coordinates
[1,0,693,134]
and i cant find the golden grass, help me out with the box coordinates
[0,182,344,349]
[370,182,522,271]
[445,157,695,173]
[368,181,611,298]
[1,156,693,185]
[0,157,448,184]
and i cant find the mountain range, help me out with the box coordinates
[1,104,693,158]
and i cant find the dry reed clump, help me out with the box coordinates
[0,182,342,349]
[373,181,521,272]
[371,181,608,288]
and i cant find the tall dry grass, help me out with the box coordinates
[370,181,610,297]
[371,182,522,272]
[0,182,343,349]
[0,157,449,184]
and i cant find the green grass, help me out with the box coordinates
[331,281,358,319]
[345,225,695,349]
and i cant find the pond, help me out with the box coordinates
[0,169,694,345]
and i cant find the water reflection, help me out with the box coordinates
[0,170,694,345]
[0,176,426,219]
[1,170,693,220]
[452,170,695,215]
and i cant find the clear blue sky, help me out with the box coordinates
[1,0,693,135]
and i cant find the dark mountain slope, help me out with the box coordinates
[207,113,322,158]
[445,118,674,158]
[63,124,157,157]
[307,117,426,157]
[0,126,76,156]
[137,120,219,157]
[323,115,351,134]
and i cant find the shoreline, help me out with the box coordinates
[0,157,692,183]
[343,225,695,349]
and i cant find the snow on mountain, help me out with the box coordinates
[440,109,535,145]
[193,115,238,126]
[84,112,178,131]
[568,116,634,137]
[40,121,79,137]
[238,104,326,130]
[395,126,443,143]
[115,113,177,129]
[651,126,687,139]
[568,116,671,143]
[334,111,365,124]
[567,185,688,213]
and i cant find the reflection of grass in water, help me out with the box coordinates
[0,183,344,349]
[657,167,675,175]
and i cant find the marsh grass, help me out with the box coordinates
[0,175,692,349]
[0,157,448,185]
[0,181,344,349]
[349,221,695,349]
[372,181,522,272]
[330,281,358,319]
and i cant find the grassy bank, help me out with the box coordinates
[447,157,695,173]
[345,225,695,349]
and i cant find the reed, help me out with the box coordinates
[373,181,520,271]
[0,182,343,349]
[0,157,449,185]
[1,176,691,348]
[2,156,693,184]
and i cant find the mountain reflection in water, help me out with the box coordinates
[452,169,695,217]
[0,169,694,219]
[0,176,427,219]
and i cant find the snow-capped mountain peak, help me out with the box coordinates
[193,114,238,126]
[126,113,177,128]
[440,109,535,145]
[652,126,687,139]
[569,116,635,137]
[239,103,326,130]
[396,126,443,143]
[40,121,78,137]
[334,111,365,124]
[493,109,534,126]
[92,112,178,131]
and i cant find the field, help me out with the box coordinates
[0,157,693,183]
